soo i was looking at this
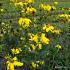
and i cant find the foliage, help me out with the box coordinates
[0,0,70,70]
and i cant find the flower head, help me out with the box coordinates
[52,29,61,34]
[26,0,34,3]
[18,18,32,28]
[28,33,39,43]
[31,62,39,68]
[6,57,23,70]
[55,44,62,49]
[14,2,23,8]
[26,7,36,14]
[40,4,56,11]
[40,33,50,44]
[38,43,42,49]
[11,48,22,54]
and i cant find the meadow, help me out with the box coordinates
[0,0,70,70]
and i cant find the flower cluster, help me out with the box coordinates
[28,33,50,51]
[6,48,23,70]
[59,14,70,18]
[6,57,23,70]
[11,48,22,54]
[31,60,44,68]
[40,4,56,11]
[59,14,70,22]
[43,24,61,34]
[18,18,32,28]
[26,7,36,14]
[26,0,35,3]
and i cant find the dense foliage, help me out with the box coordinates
[0,0,70,70]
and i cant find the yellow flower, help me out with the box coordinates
[6,61,10,68]
[31,62,37,68]
[44,4,51,11]
[15,2,23,7]
[55,44,62,49]
[20,37,25,40]
[43,24,61,34]
[26,7,36,14]
[41,61,45,65]
[43,24,47,30]
[54,2,58,5]
[46,25,54,32]
[6,61,14,70]
[9,63,14,70]
[59,14,70,22]
[31,60,44,68]
[7,61,23,70]
[51,6,56,10]
[59,14,70,19]
[32,34,38,42]
[13,57,17,61]
[40,33,50,44]
[43,24,54,32]
[18,18,32,28]
[38,44,42,49]
[11,48,22,54]
[5,54,11,60]
[6,57,23,70]
[52,29,61,34]
[28,33,39,43]
[40,4,56,11]
[30,44,36,50]
[13,61,23,66]
[26,0,34,3]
